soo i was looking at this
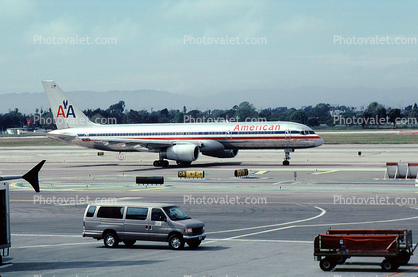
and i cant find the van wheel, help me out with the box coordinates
[123,240,136,247]
[168,234,184,250]
[104,233,119,248]
[187,241,201,248]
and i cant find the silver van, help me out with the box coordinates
[82,202,206,249]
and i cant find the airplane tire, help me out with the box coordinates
[283,160,290,166]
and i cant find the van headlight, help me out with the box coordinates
[184,228,192,233]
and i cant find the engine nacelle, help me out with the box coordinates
[160,145,199,162]
[202,149,238,158]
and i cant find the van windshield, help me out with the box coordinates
[163,206,191,221]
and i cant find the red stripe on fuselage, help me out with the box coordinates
[88,135,322,141]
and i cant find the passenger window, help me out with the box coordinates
[151,208,167,221]
[86,206,96,217]
[97,207,125,219]
[126,207,148,220]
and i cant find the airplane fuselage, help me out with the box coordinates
[50,121,323,152]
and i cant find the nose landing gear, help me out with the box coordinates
[283,148,294,165]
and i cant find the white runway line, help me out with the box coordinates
[207,206,326,234]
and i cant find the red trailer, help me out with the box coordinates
[314,229,418,271]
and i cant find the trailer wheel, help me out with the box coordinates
[319,258,336,271]
[397,250,411,265]
[336,256,347,264]
[381,259,399,272]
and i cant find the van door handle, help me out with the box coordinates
[146,225,152,230]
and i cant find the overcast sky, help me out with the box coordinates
[1,1,418,107]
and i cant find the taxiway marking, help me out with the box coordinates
[311,170,338,175]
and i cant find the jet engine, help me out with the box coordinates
[202,149,238,158]
[160,144,199,162]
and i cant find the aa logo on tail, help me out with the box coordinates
[56,99,76,118]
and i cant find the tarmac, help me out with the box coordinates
[1,144,418,277]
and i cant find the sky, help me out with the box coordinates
[1,0,418,108]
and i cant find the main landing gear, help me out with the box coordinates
[153,160,169,167]
[283,148,294,166]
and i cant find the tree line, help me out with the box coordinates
[2,100,418,131]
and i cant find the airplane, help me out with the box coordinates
[41,80,324,167]
[0,160,45,192]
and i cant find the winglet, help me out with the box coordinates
[22,160,46,193]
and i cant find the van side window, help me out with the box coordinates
[86,206,96,217]
[151,208,167,221]
[126,207,148,220]
[97,207,125,219]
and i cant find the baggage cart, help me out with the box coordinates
[314,228,418,271]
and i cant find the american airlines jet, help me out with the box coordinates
[42,80,324,167]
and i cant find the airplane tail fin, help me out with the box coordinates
[42,80,96,129]
[22,160,46,193]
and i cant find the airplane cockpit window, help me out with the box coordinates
[301,130,316,135]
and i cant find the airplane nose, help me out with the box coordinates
[315,137,324,147]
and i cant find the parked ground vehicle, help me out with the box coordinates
[0,183,10,266]
[314,229,418,271]
[83,202,206,249]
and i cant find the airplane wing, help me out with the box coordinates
[47,131,196,151]
[83,137,194,150]
[46,132,78,142]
